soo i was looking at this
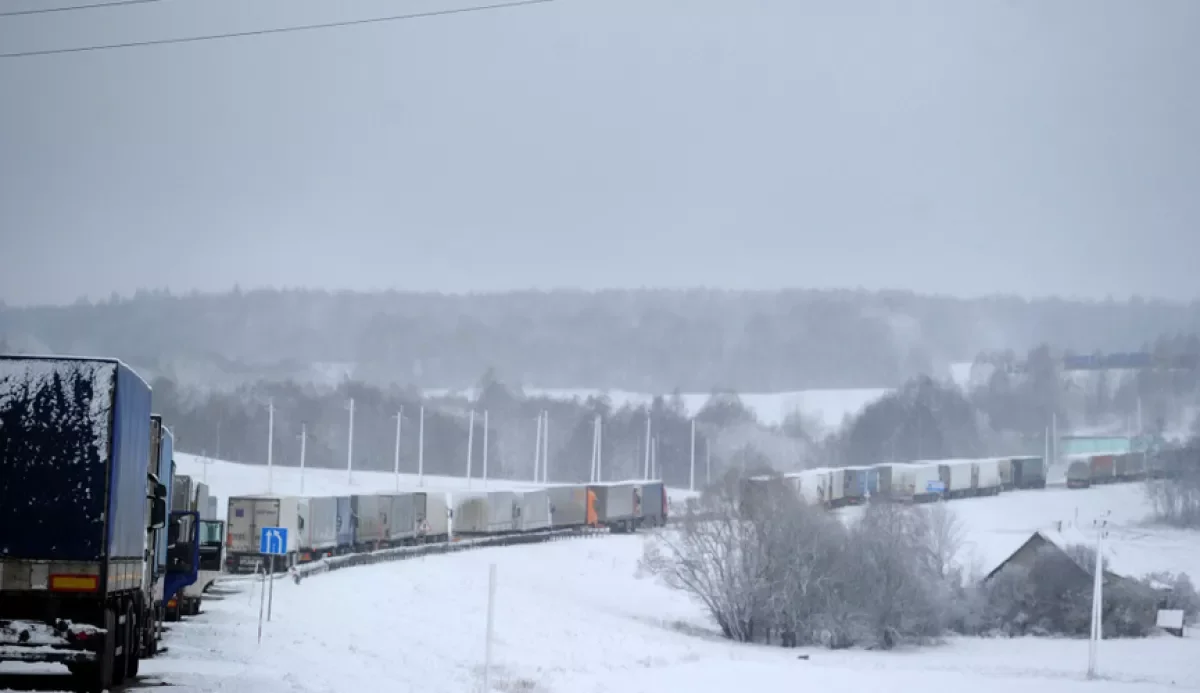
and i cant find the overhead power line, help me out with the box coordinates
[0,0,160,18]
[0,0,554,59]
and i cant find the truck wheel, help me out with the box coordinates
[72,608,115,693]
[145,603,160,656]
[125,604,141,679]
[111,606,129,687]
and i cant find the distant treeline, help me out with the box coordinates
[3,287,1200,393]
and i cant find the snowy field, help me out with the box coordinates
[840,482,1200,581]
[3,463,1197,693]
[423,386,891,430]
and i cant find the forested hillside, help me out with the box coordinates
[2,288,1197,392]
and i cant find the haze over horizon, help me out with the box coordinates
[3,0,1199,307]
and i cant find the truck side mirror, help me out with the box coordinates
[150,496,167,529]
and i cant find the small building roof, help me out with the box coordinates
[983,526,1130,585]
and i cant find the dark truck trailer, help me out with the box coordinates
[0,356,166,693]
[637,481,667,528]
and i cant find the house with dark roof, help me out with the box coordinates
[985,528,1163,606]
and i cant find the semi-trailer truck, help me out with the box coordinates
[168,473,224,617]
[164,473,220,619]
[0,356,167,692]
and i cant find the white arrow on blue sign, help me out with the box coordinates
[259,526,288,555]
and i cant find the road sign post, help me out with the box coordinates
[259,527,288,628]
[268,555,275,622]
[257,564,266,644]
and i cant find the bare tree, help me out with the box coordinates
[922,501,967,581]
[645,470,965,650]
[641,473,771,642]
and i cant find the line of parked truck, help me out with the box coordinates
[752,448,1176,509]
[0,355,222,692]
[225,479,669,572]
[1063,450,1170,489]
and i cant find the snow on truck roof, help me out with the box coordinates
[0,354,151,390]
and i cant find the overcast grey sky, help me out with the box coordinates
[1,0,1197,307]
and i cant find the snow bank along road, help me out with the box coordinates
[4,478,1198,693]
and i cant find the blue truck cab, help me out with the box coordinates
[0,356,166,692]
[163,510,201,621]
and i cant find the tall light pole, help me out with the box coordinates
[417,405,425,487]
[705,436,711,486]
[482,410,490,486]
[541,410,550,483]
[643,413,652,480]
[299,422,307,496]
[689,418,696,492]
[533,412,543,482]
[266,399,275,494]
[346,397,355,485]
[393,407,404,492]
[465,410,476,488]
[589,415,598,483]
[595,414,604,482]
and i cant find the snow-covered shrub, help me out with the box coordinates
[1145,571,1200,625]
[641,471,965,649]
[1145,444,1200,528]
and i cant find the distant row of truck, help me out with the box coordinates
[224,480,669,572]
[752,448,1182,510]
[1064,450,1173,489]
[0,356,222,692]
[752,455,1048,508]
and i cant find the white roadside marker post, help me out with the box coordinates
[483,563,497,693]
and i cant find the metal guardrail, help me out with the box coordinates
[293,526,611,579]
[213,516,704,588]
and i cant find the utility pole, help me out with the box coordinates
[482,410,490,486]
[643,414,652,480]
[199,450,211,486]
[1088,512,1110,679]
[541,410,549,483]
[596,415,604,482]
[533,412,543,482]
[590,415,599,483]
[705,437,711,486]
[393,407,404,492]
[299,422,307,496]
[266,399,275,494]
[417,406,425,487]
[346,398,356,485]
[689,418,696,491]
[466,410,475,488]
